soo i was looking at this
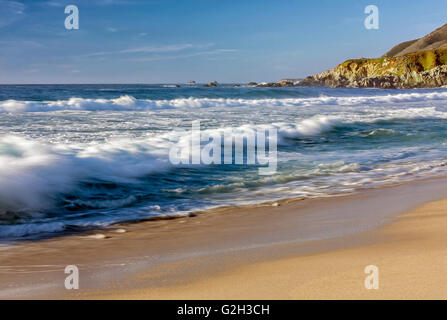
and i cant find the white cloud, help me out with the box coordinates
[42,1,64,7]
[0,40,42,47]
[42,0,133,7]
[0,1,25,27]
[24,68,40,73]
[81,43,214,57]
[76,43,237,63]
[129,49,238,62]
[96,0,132,5]
[120,44,206,54]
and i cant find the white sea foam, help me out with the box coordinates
[0,107,442,206]
[0,112,438,222]
[3,90,447,113]
[1,90,447,239]
[0,136,75,214]
[0,135,173,218]
[0,116,341,219]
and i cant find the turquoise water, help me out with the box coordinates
[1,84,447,240]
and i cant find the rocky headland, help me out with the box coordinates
[300,49,447,89]
[256,23,447,89]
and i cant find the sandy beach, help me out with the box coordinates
[1,177,447,299]
[115,196,447,300]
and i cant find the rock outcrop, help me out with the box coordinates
[278,79,302,86]
[246,24,447,89]
[204,81,218,87]
[256,82,281,87]
[300,49,447,89]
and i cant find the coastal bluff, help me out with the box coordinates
[257,23,447,89]
[300,49,447,89]
[300,23,447,89]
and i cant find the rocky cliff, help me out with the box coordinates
[251,24,447,89]
[301,48,447,89]
[295,23,447,89]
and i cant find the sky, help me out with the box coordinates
[0,0,447,84]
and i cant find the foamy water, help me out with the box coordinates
[1,84,447,240]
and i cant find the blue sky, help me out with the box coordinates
[1,0,446,84]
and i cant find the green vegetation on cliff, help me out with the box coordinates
[303,49,447,89]
[339,49,447,75]
[296,23,447,89]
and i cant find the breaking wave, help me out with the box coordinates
[3,90,447,112]
[0,110,444,225]
[0,116,342,216]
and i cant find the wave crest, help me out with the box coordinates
[3,90,447,112]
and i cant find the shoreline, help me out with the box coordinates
[1,176,447,299]
[5,174,447,245]
[109,196,447,299]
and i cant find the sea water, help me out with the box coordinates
[1,84,446,240]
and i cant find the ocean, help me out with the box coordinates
[1,84,447,240]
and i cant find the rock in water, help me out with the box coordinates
[256,82,281,87]
[204,81,218,87]
[278,79,302,86]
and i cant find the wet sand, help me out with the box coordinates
[1,177,447,299]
